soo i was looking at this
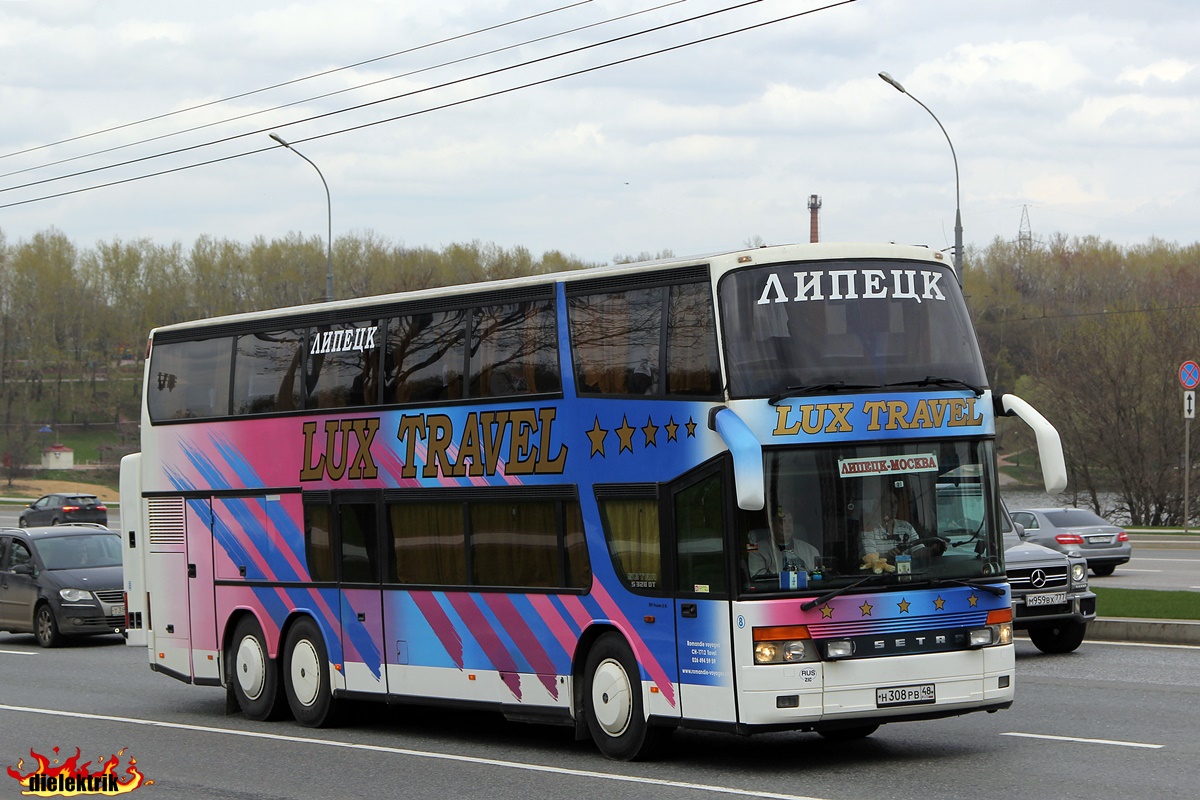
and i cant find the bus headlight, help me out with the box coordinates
[752,626,816,664]
[970,610,1013,648]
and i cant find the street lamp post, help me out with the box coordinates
[269,132,334,302]
[878,71,963,279]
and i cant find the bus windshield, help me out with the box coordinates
[739,439,1001,595]
[719,260,987,397]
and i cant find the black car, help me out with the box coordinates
[18,493,108,527]
[0,525,125,647]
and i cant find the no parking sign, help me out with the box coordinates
[1180,361,1200,390]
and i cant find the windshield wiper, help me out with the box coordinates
[800,574,888,611]
[883,375,985,397]
[932,577,1006,596]
[769,382,883,405]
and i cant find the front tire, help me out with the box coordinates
[34,604,63,648]
[229,616,285,720]
[583,633,669,761]
[283,617,339,727]
[1028,619,1088,653]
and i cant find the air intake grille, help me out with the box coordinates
[148,497,186,549]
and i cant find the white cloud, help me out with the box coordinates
[1118,58,1194,85]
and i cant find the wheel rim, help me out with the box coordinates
[36,609,53,644]
[591,657,633,737]
[235,635,267,700]
[289,638,322,708]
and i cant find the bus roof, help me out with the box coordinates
[150,240,949,337]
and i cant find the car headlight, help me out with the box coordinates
[1071,563,1087,585]
[58,588,94,603]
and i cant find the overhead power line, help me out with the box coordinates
[0,0,594,163]
[0,0,858,211]
[0,1,686,183]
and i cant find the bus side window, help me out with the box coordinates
[339,503,380,584]
[674,472,726,596]
[387,502,466,585]
[569,289,661,396]
[665,282,720,396]
[303,504,335,582]
[597,496,663,594]
[386,311,466,404]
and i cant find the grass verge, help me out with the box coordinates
[1093,587,1200,620]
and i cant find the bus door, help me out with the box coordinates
[334,494,388,696]
[668,464,738,724]
[143,496,194,681]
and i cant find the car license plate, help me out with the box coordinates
[114,605,125,616]
[1087,535,1113,544]
[876,683,935,707]
[1026,592,1067,607]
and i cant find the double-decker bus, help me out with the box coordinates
[120,241,1066,760]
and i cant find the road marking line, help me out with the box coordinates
[1002,732,1162,749]
[0,703,826,800]
[0,649,38,656]
[1086,640,1200,651]
[1109,568,1160,573]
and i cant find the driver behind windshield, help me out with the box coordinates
[860,485,945,563]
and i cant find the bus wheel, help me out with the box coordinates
[283,617,339,727]
[583,633,668,761]
[230,617,283,721]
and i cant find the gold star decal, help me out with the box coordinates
[665,417,679,442]
[858,600,873,617]
[615,416,636,453]
[586,417,608,458]
[968,593,979,607]
[897,598,911,613]
[933,596,946,610]
[641,416,658,447]
[685,418,697,438]
[820,603,835,618]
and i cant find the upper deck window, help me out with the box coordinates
[148,338,232,420]
[718,261,986,398]
[568,280,720,398]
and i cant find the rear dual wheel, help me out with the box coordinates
[283,617,340,727]
[230,617,286,720]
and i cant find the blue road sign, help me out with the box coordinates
[1181,361,1200,390]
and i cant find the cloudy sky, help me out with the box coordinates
[1,0,1197,265]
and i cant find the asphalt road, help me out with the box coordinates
[0,635,1196,800]
[1096,541,1200,591]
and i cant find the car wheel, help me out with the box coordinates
[1091,564,1116,577]
[817,723,880,740]
[1027,619,1088,654]
[229,616,285,721]
[18,517,27,528]
[282,616,340,727]
[34,604,64,648]
[584,632,670,761]
[50,517,62,526]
